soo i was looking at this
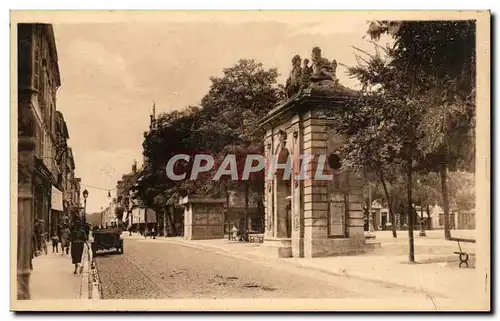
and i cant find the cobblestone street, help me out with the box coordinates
[95,238,427,299]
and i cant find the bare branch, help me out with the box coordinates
[352,46,376,60]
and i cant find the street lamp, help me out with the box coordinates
[106,193,112,228]
[82,189,89,224]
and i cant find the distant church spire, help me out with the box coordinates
[149,101,156,130]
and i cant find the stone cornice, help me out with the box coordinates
[258,85,359,131]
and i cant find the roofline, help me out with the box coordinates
[67,147,75,169]
[44,24,61,87]
[257,87,358,131]
[55,111,69,139]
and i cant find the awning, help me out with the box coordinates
[51,186,64,211]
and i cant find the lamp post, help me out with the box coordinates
[82,189,89,224]
[107,193,112,228]
[100,206,104,228]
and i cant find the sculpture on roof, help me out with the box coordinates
[281,47,341,103]
[310,46,338,85]
[300,58,313,90]
[284,54,302,98]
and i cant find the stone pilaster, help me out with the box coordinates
[347,170,365,246]
[302,116,330,258]
[17,120,36,299]
[290,117,304,257]
[264,130,274,240]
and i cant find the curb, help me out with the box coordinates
[79,243,90,299]
[79,242,102,300]
[158,238,445,298]
[89,244,102,300]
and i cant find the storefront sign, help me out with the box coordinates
[51,186,64,211]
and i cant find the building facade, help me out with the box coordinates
[116,160,140,225]
[19,23,64,243]
[430,205,476,230]
[17,23,80,299]
[18,23,62,299]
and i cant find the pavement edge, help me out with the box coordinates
[79,242,102,300]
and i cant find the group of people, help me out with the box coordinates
[143,227,156,239]
[93,221,121,230]
[37,216,90,274]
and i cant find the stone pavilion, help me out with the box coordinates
[258,47,377,258]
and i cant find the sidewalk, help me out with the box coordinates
[142,230,479,299]
[29,242,89,300]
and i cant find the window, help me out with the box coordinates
[33,26,42,91]
[33,48,40,90]
[438,214,444,226]
[327,153,342,170]
[48,103,52,132]
[40,132,45,158]
[40,71,45,100]
[35,126,42,157]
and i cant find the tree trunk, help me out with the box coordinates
[391,198,398,237]
[167,205,177,235]
[256,196,265,233]
[244,183,249,233]
[378,170,397,238]
[440,164,452,240]
[407,160,415,263]
[162,207,167,237]
[426,204,431,229]
[225,189,230,234]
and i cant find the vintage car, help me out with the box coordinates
[91,227,124,256]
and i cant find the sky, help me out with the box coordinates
[52,12,393,213]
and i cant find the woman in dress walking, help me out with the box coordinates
[70,218,88,274]
[59,218,71,255]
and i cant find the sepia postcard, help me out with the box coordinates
[10,10,490,312]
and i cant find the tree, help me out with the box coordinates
[367,20,476,240]
[114,206,125,225]
[335,37,428,262]
[448,171,475,211]
[194,59,282,232]
[133,106,203,235]
[136,59,282,237]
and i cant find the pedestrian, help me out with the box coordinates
[60,220,71,256]
[51,232,60,253]
[231,224,238,241]
[70,218,88,274]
